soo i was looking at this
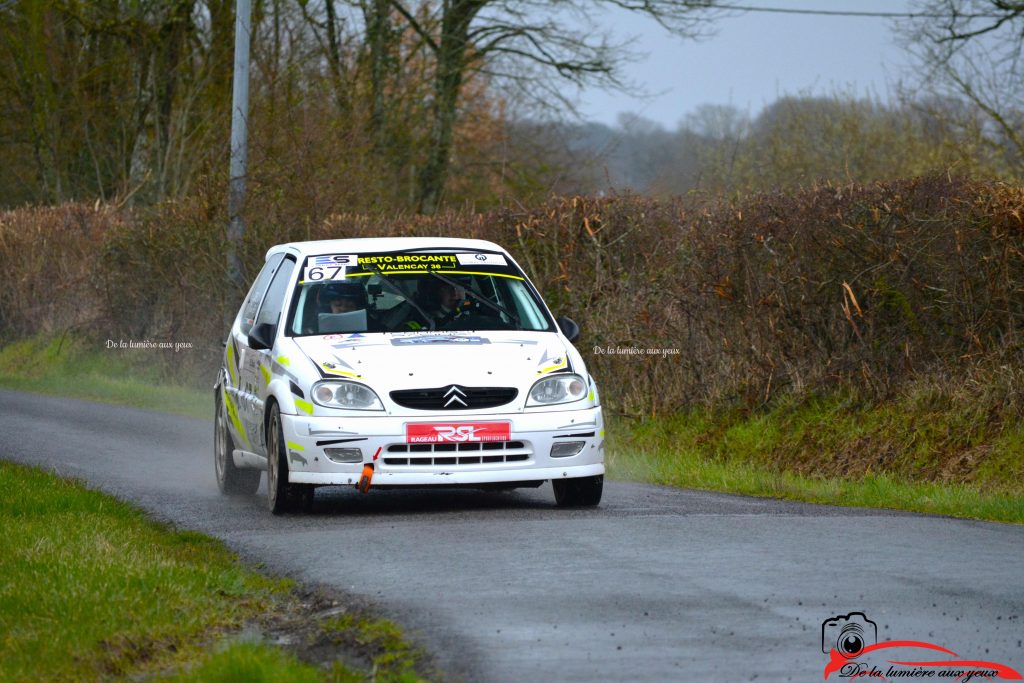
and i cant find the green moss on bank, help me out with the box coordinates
[607,388,1024,524]
[0,462,433,681]
[0,336,210,419]
[0,461,287,680]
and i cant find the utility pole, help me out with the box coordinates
[227,0,252,294]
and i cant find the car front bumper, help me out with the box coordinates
[279,406,604,487]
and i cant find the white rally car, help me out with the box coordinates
[214,237,604,513]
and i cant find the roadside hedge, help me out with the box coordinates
[2,175,1022,416]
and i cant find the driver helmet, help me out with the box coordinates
[317,281,366,312]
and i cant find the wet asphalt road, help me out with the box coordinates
[2,389,1023,682]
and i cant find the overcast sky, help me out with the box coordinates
[576,0,915,129]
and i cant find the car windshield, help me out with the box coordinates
[286,249,554,336]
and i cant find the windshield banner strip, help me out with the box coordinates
[308,252,525,278]
[344,269,524,280]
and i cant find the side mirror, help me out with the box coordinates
[556,316,580,343]
[248,322,276,351]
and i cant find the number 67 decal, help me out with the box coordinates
[305,254,357,282]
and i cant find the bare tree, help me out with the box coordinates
[0,0,230,205]
[903,0,1024,173]
[385,0,721,213]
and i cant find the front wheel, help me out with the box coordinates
[266,404,293,514]
[215,393,260,495]
[552,474,603,507]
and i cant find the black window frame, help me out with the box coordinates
[237,253,285,336]
[252,254,298,334]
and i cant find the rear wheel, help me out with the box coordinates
[215,393,260,495]
[552,474,603,507]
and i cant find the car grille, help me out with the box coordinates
[383,441,531,466]
[389,385,518,410]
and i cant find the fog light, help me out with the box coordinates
[324,448,362,463]
[550,441,585,458]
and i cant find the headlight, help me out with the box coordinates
[526,374,587,407]
[311,381,384,411]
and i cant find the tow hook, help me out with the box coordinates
[358,448,382,494]
[358,464,374,493]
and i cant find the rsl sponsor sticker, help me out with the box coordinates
[305,254,357,282]
[406,422,511,443]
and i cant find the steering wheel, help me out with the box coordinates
[436,299,478,329]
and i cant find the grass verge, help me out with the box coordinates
[607,392,1024,525]
[0,461,433,682]
[0,335,211,419]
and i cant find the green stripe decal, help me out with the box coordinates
[295,399,313,415]
[286,441,305,452]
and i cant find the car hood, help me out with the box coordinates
[292,330,573,391]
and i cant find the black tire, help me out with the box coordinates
[266,403,292,514]
[552,474,603,507]
[215,393,261,495]
[294,484,316,513]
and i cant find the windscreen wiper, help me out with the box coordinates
[426,268,521,327]
[370,263,436,331]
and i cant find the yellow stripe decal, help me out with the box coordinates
[286,441,305,452]
[223,390,251,448]
[226,342,238,386]
[259,364,271,384]
[537,359,568,375]
[276,355,290,366]
[295,399,313,415]
[588,390,595,402]
[321,364,360,378]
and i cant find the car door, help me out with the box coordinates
[238,254,296,454]
[225,253,284,452]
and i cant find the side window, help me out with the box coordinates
[254,256,296,331]
[503,280,548,331]
[238,253,285,335]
